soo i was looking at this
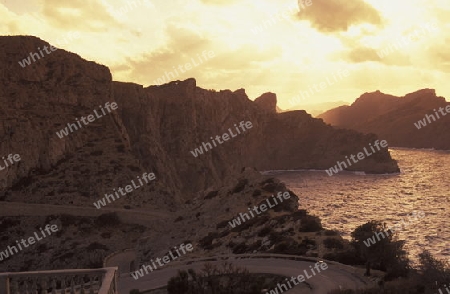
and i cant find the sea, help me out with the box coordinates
[264,148,450,265]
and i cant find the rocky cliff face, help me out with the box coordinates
[254,92,277,113]
[318,89,450,149]
[0,36,399,209]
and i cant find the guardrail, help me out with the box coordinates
[0,267,118,294]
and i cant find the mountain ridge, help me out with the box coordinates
[0,35,399,208]
[318,89,450,149]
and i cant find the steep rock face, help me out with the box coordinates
[0,36,174,209]
[113,80,399,197]
[0,36,399,208]
[318,89,450,149]
[0,35,113,188]
[254,92,277,113]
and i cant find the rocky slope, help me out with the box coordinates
[318,89,450,149]
[0,35,400,272]
[0,36,400,210]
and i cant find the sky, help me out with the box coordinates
[1,0,449,109]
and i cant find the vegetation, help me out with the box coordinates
[351,220,409,279]
[94,212,122,227]
[323,237,344,249]
[167,263,284,294]
[328,250,450,293]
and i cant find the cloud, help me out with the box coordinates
[297,0,382,32]
[200,0,238,5]
[115,22,282,89]
[40,0,117,31]
[344,47,381,63]
[120,25,212,84]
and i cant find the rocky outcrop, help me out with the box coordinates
[254,92,277,113]
[0,36,399,209]
[318,89,450,149]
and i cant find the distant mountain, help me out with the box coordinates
[288,101,349,117]
[318,89,450,149]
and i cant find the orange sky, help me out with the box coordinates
[1,0,449,109]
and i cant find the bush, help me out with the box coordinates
[231,179,248,194]
[291,209,308,221]
[323,237,344,249]
[0,218,20,231]
[272,240,308,255]
[257,226,272,237]
[168,263,283,294]
[418,250,450,286]
[351,220,409,277]
[323,250,363,265]
[86,242,109,251]
[232,242,249,254]
[204,190,219,200]
[60,214,91,226]
[324,230,339,236]
[116,145,126,152]
[216,220,229,229]
[95,212,121,227]
[252,189,261,197]
[199,232,219,250]
[299,215,322,232]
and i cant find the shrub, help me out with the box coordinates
[231,242,249,254]
[257,226,272,237]
[291,209,308,221]
[252,189,261,197]
[204,190,219,200]
[86,242,109,251]
[0,218,20,231]
[351,220,409,277]
[323,237,344,249]
[323,250,363,265]
[167,263,281,294]
[418,250,450,286]
[216,219,229,229]
[127,165,140,172]
[95,212,121,227]
[101,232,111,239]
[269,231,284,244]
[299,215,322,232]
[117,145,125,152]
[231,179,248,194]
[324,229,339,236]
[272,240,307,255]
[199,232,219,250]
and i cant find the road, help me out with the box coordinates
[0,201,169,226]
[106,253,369,294]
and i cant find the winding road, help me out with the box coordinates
[106,253,371,294]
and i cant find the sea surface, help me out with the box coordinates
[264,148,450,265]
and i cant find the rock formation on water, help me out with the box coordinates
[318,89,450,149]
[0,36,398,271]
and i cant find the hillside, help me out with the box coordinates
[0,35,399,208]
[318,89,450,149]
[0,35,399,271]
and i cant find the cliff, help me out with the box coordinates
[318,89,450,149]
[0,36,399,209]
